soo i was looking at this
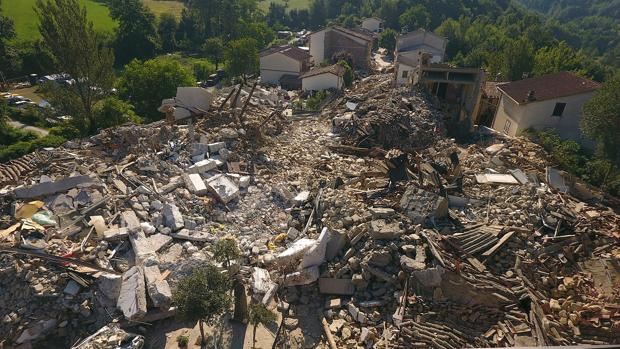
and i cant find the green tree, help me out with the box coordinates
[173,265,232,346]
[501,38,534,81]
[378,28,397,56]
[202,37,224,70]
[533,41,581,76]
[213,238,241,268]
[581,72,620,165]
[109,0,160,65]
[225,38,259,81]
[158,13,179,53]
[177,8,205,50]
[93,97,142,130]
[267,2,288,27]
[337,60,354,87]
[117,58,195,122]
[399,5,431,31]
[36,0,115,135]
[248,303,277,349]
[0,0,18,77]
[308,0,327,29]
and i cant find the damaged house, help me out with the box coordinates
[361,17,384,33]
[259,45,312,90]
[395,29,447,85]
[491,71,601,146]
[411,54,485,133]
[309,26,374,70]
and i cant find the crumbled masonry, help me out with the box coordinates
[0,75,618,349]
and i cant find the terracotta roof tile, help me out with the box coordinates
[499,71,601,104]
[260,45,311,62]
[300,64,345,79]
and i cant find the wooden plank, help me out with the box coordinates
[482,231,515,257]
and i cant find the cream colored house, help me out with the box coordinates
[301,64,345,91]
[361,17,384,33]
[259,45,312,89]
[491,71,601,143]
[394,29,447,85]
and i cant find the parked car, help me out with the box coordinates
[8,96,30,106]
[13,101,36,109]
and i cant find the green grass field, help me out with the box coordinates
[2,0,186,42]
[2,0,117,41]
[258,0,310,11]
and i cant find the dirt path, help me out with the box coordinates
[7,117,49,136]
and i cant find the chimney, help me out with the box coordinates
[526,90,536,102]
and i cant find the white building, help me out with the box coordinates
[361,17,384,33]
[491,71,601,145]
[394,29,447,85]
[259,45,312,90]
[300,64,345,91]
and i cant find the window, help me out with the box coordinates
[503,119,511,134]
[552,102,566,117]
[402,70,409,78]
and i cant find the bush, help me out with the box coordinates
[192,59,216,81]
[337,60,354,87]
[306,90,329,110]
[93,97,142,130]
[0,134,66,163]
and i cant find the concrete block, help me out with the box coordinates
[103,227,129,241]
[183,173,208,195]
[98,273,122,301]
[147,233,173,252]
[293,191,310,206]
[326,230,347,261]
[117,266,147,320]
[208,142,226,153]
[207,174,239,204]
[121,210,141,232]
[369,220,403,240]
[188,159,218,174]
[63,280,81,296]
[143,265,172,309]
[239,176,251,188]
[162,204,184,231]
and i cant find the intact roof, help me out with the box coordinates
[363,17,384,23]
[498,71,601,105]
[300,64,346,79]
[397,29,446,51]
[311,26,374,43]
[259,45,312,62]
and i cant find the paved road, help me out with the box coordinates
[7,118,49,136]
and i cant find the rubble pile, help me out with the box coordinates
[330,74,444,152]
[0,73,618,349]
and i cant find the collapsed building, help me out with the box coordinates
[0,71,618,349]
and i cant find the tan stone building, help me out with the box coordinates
[491,71,601,144]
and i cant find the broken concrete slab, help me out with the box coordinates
[369,220,403,240]
[98,273,122,301]
[103,227,129,241]
[400,255,426,272]
[128,229,156,264]
[283,266,319,286]
[147,233,173,252]
[400,187,449,223]
[14,175,100,199]
[117,266,147,320]
[162,204,184,232]
[171,228,210,242]
[143,265,172,309]
[475,173,519,185]
[207,174,240,204]
[63,280,81,296]
[369,207,395,219]
[121,211,141,232]
[208,142,226,153]
[188,159,218,174]
[319,278,355,295]
[183,173,208,195]
[326,230,347,261]
[293,190,310,206]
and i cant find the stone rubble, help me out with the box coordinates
[0,73,618,349]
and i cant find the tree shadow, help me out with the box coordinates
[228,321,248,349]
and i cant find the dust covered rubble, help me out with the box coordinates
[0,73,619,349]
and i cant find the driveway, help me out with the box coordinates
[7,118,49,136]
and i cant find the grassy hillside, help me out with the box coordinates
[258,0,311,11]
[142,0,184,18]
[2,0,185,42]
[2,0,117,41]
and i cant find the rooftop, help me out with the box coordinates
[259,45,312,62]
[499,71,601,104]
[300,64,346,79]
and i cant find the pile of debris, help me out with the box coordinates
[0,73,618,349]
